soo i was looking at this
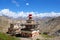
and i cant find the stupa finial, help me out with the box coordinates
[28,14,32,19]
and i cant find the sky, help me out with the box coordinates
[0,0,60,18]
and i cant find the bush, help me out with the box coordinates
[36,38,40,40]
[0,32,19,40]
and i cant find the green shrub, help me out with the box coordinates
[36,38,40,40]
[0,32,19,40]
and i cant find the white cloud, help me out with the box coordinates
[0,9,60,18]
[12,0,20,7]
[39,12,60,17]
[26,3,29,6]
[0,9,17,17]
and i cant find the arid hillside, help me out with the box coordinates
[38,16,60,36]
[0,16,21,32]
[0,16,60,36]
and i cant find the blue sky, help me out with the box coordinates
[0,0,60,18]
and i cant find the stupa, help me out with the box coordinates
[21,14,39,37]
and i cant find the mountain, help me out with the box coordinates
[0,16,20,32]
[38,16,60,36]
[0,15,60,36]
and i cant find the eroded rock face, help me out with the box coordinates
[53,30,60,36]
[38,16,60,36]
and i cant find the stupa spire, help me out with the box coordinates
[28,14,32,19]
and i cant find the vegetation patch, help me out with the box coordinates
[0,32,20,40]
[36,38,40,40]
[40,33,54,38]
